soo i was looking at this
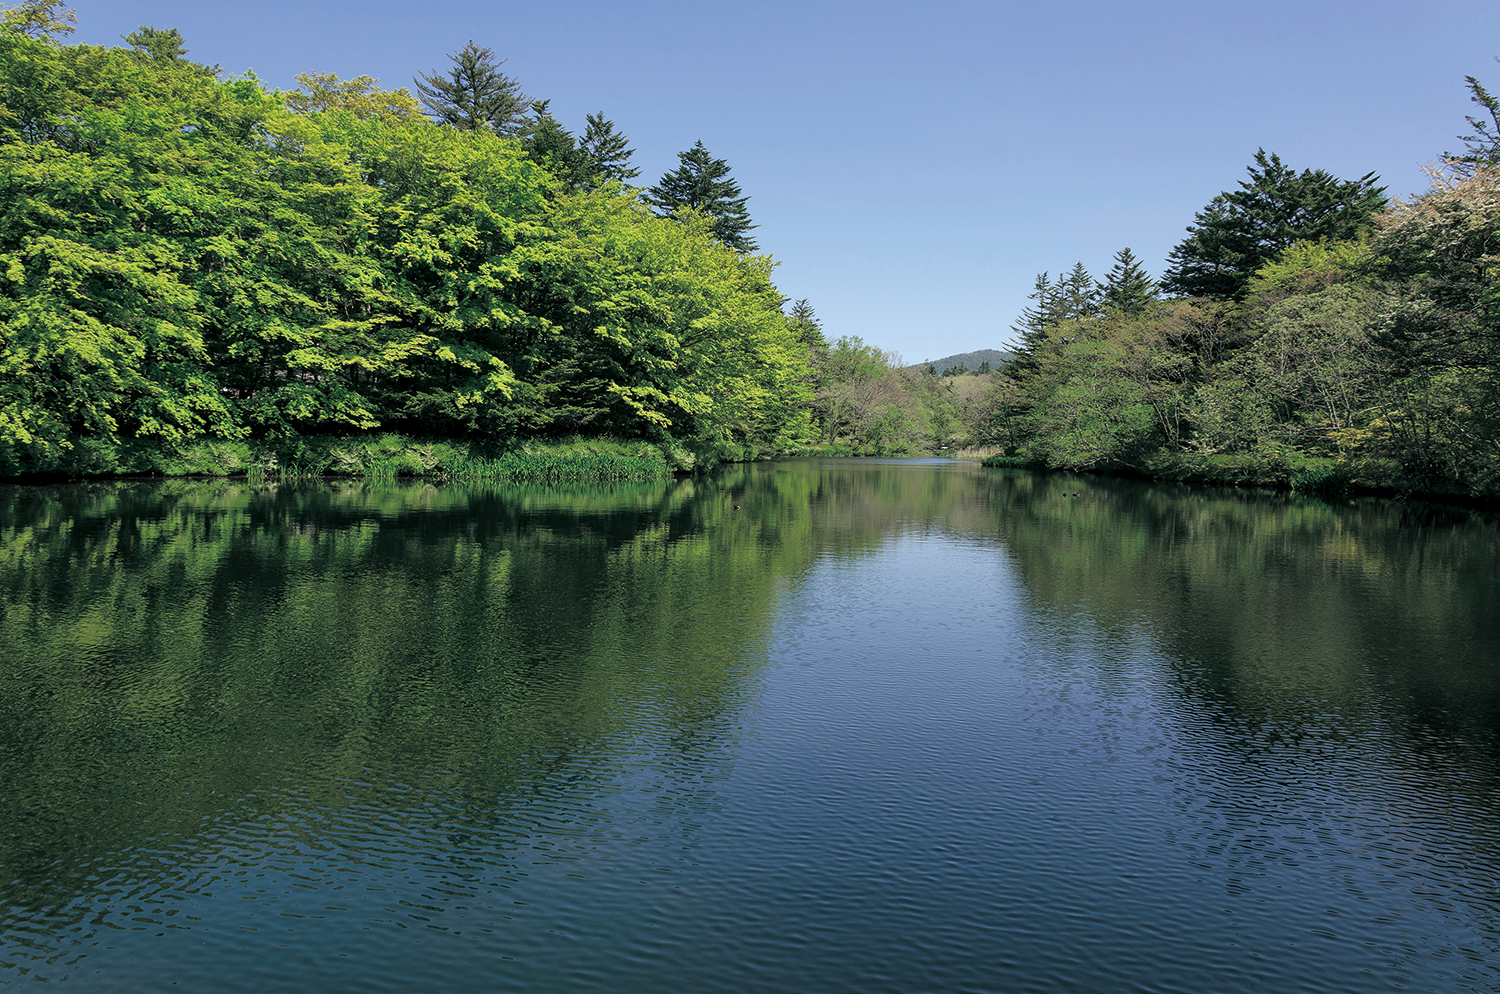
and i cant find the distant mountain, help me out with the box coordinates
[913,349,1014,373]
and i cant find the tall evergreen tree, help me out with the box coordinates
[1009,272,1058,374]
[521,98,584,186]
[1448,64,1500,175]
[577,112,639,187]
[647,140,758,251]
[1161,150,1385,299]
[1057,261,1103,321]
[1102,247,1157,315]
[414,41,531,135]
[787,298,827,359]
[121,25,185,61]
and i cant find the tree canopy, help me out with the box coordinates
[1160,150,1386,300]
[413,41,531,134]
[0,12,815,475]
[647,140,758,252]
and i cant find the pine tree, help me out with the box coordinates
[577,112,640,187]
[521,99,584,186]
[414,42,531,135]
[1102,247,1156,315]
[1448,64,1500,175]
[1057,261,1103,321]
[1161,150,1385,299]
[787,299,827,362]
[647,140,758,251]
[1009,272,1057,374]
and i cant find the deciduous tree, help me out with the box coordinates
[285,71,422,120]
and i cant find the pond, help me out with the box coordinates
[1,459,1497,992]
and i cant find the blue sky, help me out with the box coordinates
[72,0,1500,364]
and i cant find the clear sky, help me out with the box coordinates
[71,0,1500,364]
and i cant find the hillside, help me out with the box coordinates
[915,349,1014,373]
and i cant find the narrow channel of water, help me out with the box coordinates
[1,460,1496,992]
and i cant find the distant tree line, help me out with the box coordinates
[977,108,1500,497]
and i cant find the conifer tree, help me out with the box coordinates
[787,299,827,361]
[414,42,531,135]
[521,99,584,186]
[647,140,758,251]
[577,112,640,187]
[1161,150,1385,299]
[1057,262,1103,321]
[1009,272,1058,374]
[1102,247,1157,315]
[1448,64,1500,175]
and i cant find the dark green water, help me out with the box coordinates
[2,459,1498,992]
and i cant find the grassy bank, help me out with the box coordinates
[980,449,1495,505]
[1,435,675,483]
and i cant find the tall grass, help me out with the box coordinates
[440,448,668,483]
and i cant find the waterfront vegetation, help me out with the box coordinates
[3,3,1500,501]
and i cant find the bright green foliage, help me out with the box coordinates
[1366,165,1500,490]
[413,41,531,135]
[1,0,72,40]
[1021,336,1159,469]
[120,25,185,62]
[285,71,422,120]
[1187,286,1387,457]
[1241,237,1369,308]
[1162,150,1386,299]
[0,16,816,475]
[647,140,758,252]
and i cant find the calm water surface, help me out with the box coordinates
[1,460,1497,992]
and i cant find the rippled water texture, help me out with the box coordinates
[2,461,1498,992]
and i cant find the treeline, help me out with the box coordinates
[0,3,811,477]
[980,123,1500,498]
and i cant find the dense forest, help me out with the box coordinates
[982,138,1500,500]
[0,4,815,477]
[2,2,1498,499]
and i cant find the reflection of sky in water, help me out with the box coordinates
[0,467,1497,992]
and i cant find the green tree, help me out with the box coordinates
[1057,261,1102,321]
[1448,64,1500,175]
[120,25,185,61]
[647,140,758,252]
[1009,272,1059,375]
[521,98,585,187]
[787,299,826,356]
[1366,164,1500,490]
[413,41,531,135]
[1161,150,1386,300]
[1102,247,1156,315]
[285,71,422,120]
[576,112,639,187]
[0,0,72,39]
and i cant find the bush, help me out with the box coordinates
[1292,465,1351,498]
